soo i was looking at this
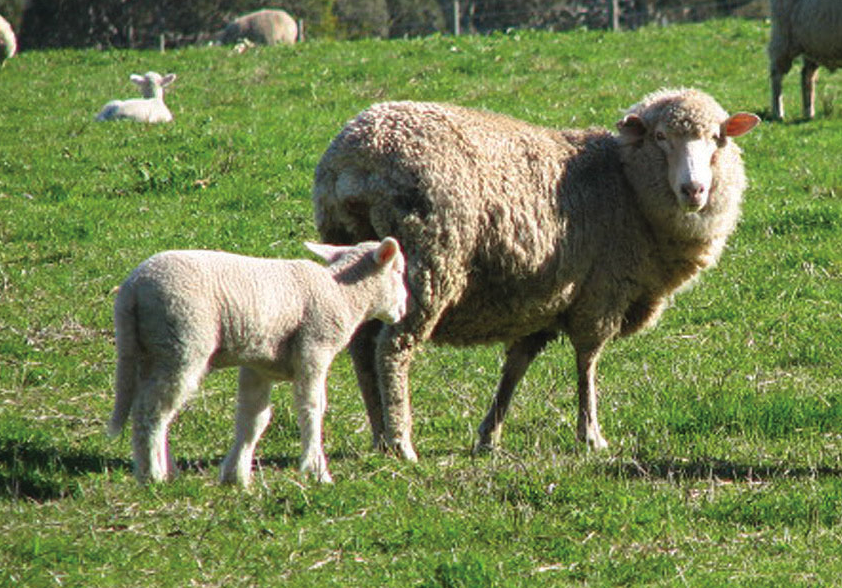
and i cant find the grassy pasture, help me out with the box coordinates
[1,19,842,587]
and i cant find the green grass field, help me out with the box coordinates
[1,19,842,587]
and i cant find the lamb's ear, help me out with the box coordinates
[130,74,145,86]
[161,73,177,87]
[617,114,647,144]
[374,237,400,266]
[723,112,760,137]
[304,241,350,264]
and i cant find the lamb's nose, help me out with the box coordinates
[680,181,706,211]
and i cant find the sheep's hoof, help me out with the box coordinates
[471,440,496,456]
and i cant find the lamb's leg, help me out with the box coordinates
[801,59,819,120]
[376,326,420,462]
[573,342,609,451]
[475,331,556,453]
[349,321,386,448]
[132,364,202,482]
[220,367,273,486]
[294,357,332,483]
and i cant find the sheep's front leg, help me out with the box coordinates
[573,342,609,451]
[349,321,386,449]
[475,331,556,453]
[220,367,273,486]
[294,356,332,483]
[801,59,819,120]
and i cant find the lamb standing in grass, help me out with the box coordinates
[96,72,176,123]
[313,89,759,461]
[0,14,15,65]
[769,0,842,120]
[220,9,298,46]
[108,238,407,485]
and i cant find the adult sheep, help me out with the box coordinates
[0,14,16,64]
[220,9,297,46]
[769,0,842,120]
[313,89,759,461]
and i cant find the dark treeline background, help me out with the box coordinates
[0,0,767,51]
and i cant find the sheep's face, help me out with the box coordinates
[653,123,721,213]
[618,92,759,215]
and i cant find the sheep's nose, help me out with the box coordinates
[680,181,707,211]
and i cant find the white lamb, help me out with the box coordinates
[96,72,176,123]
[108,238,407,485]
[0,14,16,65]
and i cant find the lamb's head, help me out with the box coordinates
[617,88,759,215]
[305,237,408,324]
[130,71,176,99]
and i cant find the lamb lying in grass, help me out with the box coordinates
[108,238,407,485]
[96,71,176,123]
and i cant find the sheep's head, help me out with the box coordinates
[130,71,177,99]
[617,88,759,214]
[305,237,408,325]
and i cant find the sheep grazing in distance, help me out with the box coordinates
[313,89,759,461]
[108,238,407,485]
[0,14,16,65]
[96,72,176,123]
[220,9,298,46]
[769,0,842,120]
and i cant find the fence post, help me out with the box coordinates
[609,0,620,30]
[453,0,460,36]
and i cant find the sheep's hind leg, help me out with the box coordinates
[573,342,609,451]
[801,59,819,120]
[132,364,202,482]
[474,331,557,454]
[220,367,273,486]
[349,321,386,449]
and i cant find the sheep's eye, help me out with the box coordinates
[655,131,667,142]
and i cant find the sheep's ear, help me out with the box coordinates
[617,114,647,143]
[161,73,177,87]
[723,112,760,137]
[130,74,145,86]
[374,237,400,266]
[304,241,350,263]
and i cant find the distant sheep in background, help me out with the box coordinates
[220,9,298,46]
[108,238,407,486]
[769,0,842,120]
[96,72,176,123]
[0,14,16,65]
[314,89,759,461]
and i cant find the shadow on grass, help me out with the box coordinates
[0,438,131,502]
[601,457,842,483]
[0,434,319,501]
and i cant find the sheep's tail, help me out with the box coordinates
[108,284,139,438]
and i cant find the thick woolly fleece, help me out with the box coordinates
[313,88,757,457]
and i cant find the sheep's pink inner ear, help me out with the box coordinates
[617,114,647,140]
[375,238,399,265]
[723,113,760,137]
